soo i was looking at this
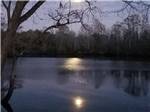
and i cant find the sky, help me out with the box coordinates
[18,1,127,33]
[2,1,146,33]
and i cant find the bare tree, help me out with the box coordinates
[92,18,105,35]
[44,1,97,33]
[1,1,45,67]
[123,1,150,29]
[1,0,98,67]
[105,1,150,27]
[80,18,105,35]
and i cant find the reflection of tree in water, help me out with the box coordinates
[124,70,149,96]
[110,70,122,88]
[111,70,150,96]
[1,58,23,112]
[57,67,105,89]
[57,69,70,85]
[93,70,106,89]
[1,76,14,112]
[58,65,150,96]
[2,76,23,112]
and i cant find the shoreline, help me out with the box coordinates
[15,53,150,62]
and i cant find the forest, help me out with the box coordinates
[2,14,150,58]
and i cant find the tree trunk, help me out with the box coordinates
[1,21,18,69]
[1,1,44,69]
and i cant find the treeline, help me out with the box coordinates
[1,14,150,58]
[2,30,149,58]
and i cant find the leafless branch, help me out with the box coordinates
[43,20,81,33]
[11,1,29,24]
[2,1,8,10]
[123,0,139,11]
[19,1,45,23]
[44,0,97,33]
[2,1,12,25]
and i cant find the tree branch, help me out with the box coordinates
[2,1,8,10]
[19,1,45,23]
[123,0,139,11]
[43,20,81,33]
[7,1,11,25]
[11,1,29,22]
[44,0,96,33]
[2,1,12,25]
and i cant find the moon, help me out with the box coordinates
[72,0,83,3]
[73,96,85,108]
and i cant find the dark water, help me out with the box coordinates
[1,58,150,112]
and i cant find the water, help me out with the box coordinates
[1,58,150,112]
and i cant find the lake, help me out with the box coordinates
[1,58,150,112]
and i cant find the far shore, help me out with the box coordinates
[13,53,150,62]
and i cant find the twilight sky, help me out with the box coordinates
[2,1,139,32]
[19,1,127,33]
